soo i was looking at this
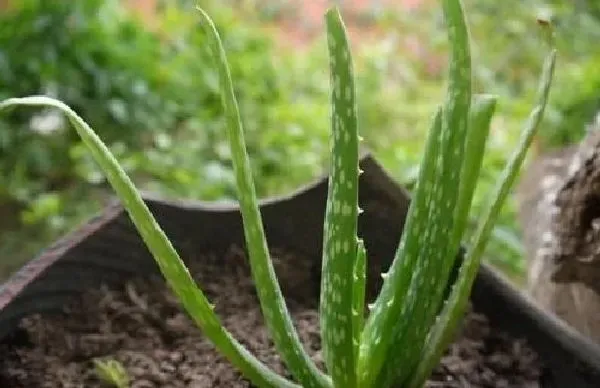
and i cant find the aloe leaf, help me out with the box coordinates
[371,1,474,384]
[357,106,443,386]
[451,94,497,250]
[352,239,367,364]
[319,7,360,388]
[0,96,299,388]
[429,93,496,319]
[407,47,556,388]
[358,0,472,385]
[196,8,329,388]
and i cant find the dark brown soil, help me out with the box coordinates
[0,246,542,387]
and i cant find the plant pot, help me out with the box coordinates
[0,154,599,387]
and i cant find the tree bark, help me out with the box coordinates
[517,129,600,343]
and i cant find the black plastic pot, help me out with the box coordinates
[0,154,599,386]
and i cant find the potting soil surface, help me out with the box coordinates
[0,246,542,387]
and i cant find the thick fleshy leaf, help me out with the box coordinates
[408,47,556,388]
[0,96,299,388]
[358,0,472,385]
[197,8,329,388]
[319,7,360,388]
[428,93,497,327]
[451,94,497,250]
[357,105,444,386]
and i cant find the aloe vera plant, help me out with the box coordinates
[0,1,556,387]
[93,358,130,388]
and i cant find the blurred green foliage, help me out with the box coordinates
[1,0,600,284]
[0,0,323,271]
[0,0,319,204]
[0,0,332,270]
[458,0,600,277]
[464,0,600,148]
[352,0,600,280]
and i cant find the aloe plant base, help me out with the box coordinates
[0,156,598,387]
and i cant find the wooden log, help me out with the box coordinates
[517,128,600,342]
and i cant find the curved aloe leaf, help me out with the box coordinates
[358,0,472,385]
[196,8,329,388]
[319,7,360,388]
[426,93,496,325]
[0,96,298,388]
[374,1,474,384]
[452,94,497,251]
[408,47,556,388]
[357,105,444,386]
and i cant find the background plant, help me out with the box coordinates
[0,0,555,387]
[0,0,593,287]
[0,0,333,275]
